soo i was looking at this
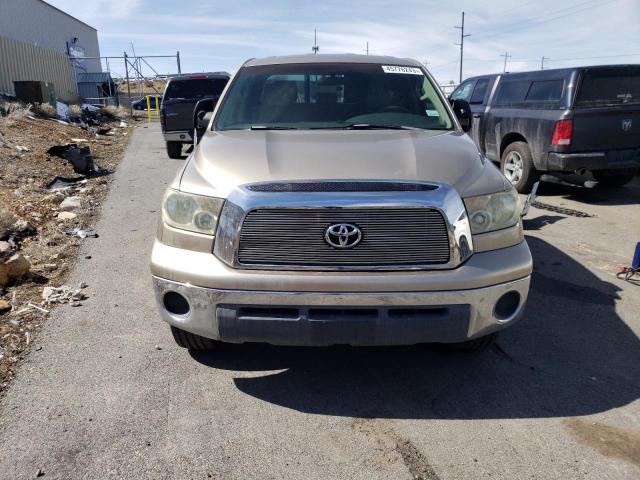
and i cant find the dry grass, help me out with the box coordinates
[68,104,82,117]
[32,102,56,119]
[0,101,32,127]
[103,105,129,120]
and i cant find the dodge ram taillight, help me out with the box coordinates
[550,119,573,146]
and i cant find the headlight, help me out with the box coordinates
[162,189,224,235]
[464,189,521,234]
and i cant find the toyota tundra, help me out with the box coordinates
[151,54,533,351]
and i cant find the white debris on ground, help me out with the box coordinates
[41,283,88,307]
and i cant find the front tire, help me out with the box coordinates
[501,142,539,193]
[170,326,218,350]
[593,168,637,187]
[166,141,182,159]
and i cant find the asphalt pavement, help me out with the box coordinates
[0,122,638,479]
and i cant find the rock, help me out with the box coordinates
[0,208,17,240]
[0,253,31,287]
[42,193,65,205]
[0,299,11,314]
[59,196,82,211]
[57,212,77,221]
[0,241,11,258]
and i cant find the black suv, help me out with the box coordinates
[161,72,230,158]
[451,65,639,192]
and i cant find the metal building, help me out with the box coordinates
[0,0,104,102]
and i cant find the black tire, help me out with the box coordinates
[447,332,497,352]
[166,141,182,159]
[170,326,218,350]
[593,168,637,187]
[500,141,539,194]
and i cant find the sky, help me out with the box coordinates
[46,0,640,85]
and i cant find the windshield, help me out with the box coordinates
[214,63,454,131]
[164,78,228,100]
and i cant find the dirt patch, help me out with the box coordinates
[0,108,135,395]
[563,417,640,467]
[352,417,441,479]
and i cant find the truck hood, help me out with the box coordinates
[178,129,509,198]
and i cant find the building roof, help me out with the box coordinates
[244,54,422,68]
[39,0,97,31]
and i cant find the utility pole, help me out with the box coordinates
[312,29,319,54]
[366,41,369,55]
[500,51,512,72]
[541,56,548,70]
[454,11,471,83]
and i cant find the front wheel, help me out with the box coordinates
[501,142,539,193]
[166,141,182,159]
[593,168,637,187]
[170,326,218,350]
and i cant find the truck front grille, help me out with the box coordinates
[237,207,450,269]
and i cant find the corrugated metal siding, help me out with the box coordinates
[0,35,78,102]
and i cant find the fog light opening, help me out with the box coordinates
[163,291,190,316]
[494,291,521,321]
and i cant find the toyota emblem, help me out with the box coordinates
[324,223,362,249]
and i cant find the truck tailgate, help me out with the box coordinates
[571,106,639,152]
[163,99,198,132]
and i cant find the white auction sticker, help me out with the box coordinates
[381,65,423,75]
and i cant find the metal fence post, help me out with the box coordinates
[124,52,133,117]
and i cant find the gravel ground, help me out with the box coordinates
[0,122,638,479]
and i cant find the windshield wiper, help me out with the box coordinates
[313,124,420,131]
[249,125,298,130]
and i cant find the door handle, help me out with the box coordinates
[473,114,481,118]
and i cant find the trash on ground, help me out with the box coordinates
[66,227,98,239]
[15,145,29,152]
[56,101,69,120]
[46,144,110,175]
[42,284,88,305]
[43,176,87,190]
[59,196,82,211]
[119,121,128,128]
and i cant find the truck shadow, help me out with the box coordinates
[536,176,640,206]
[191,236,640,420]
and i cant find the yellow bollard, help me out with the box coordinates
[146,95,151,123]
[155,96,160,118]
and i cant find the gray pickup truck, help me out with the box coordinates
[160,72,230,158]
[451,65,640,192]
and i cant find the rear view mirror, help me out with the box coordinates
[450,99,471,132]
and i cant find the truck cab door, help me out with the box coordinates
[468,78,492,152]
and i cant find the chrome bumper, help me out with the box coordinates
[152,275,530,346]
[163,131,193,142]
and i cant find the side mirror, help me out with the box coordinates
[197,111,213,130]
[450,99,471,132]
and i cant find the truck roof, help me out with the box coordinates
[244,54,423,68]
[463,64,639,82]
[168,72,230,80]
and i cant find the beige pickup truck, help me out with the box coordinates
[151,54,533,351]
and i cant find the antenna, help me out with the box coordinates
[454,11,471,83]
[312,29,319,54]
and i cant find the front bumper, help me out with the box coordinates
[547,148,640,172]
[163,131,193,143]
[151,241,532,346]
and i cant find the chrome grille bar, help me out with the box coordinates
[238,207,450,268]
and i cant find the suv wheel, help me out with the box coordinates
[447,332,497,352]
[593,168,637,187]
[166,141,182,159]
[501,142,539,193]
[170,326,218,350]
